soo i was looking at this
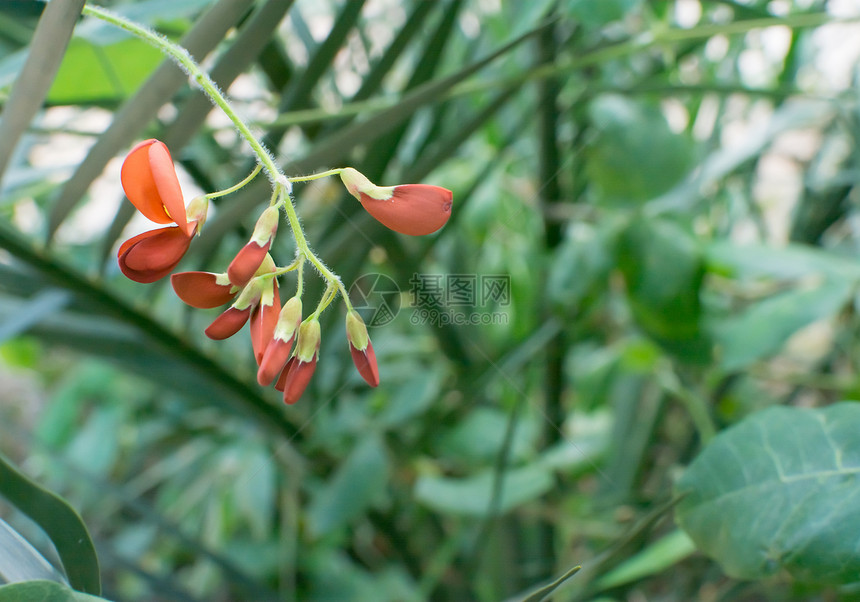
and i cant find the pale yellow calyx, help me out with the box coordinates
[252,206,279,245]
[254,253,276,277]
[233,278,263,310]
[339,168,395,201]
[295,319,321,362]
[345,310,369,351]
[215,272,232,287]
[259,278,276,307]
[274,296,302,341]
[186,196,209,230]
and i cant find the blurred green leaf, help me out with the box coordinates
[0,580,108,602]
[618,217,710,362]
[48,38,163,104]
[713,278,854,372]
[676,402,860,583]
[0,518,66,586]
[567,0,641,29]
[307,435,390,537]
[0,454,99,594]
[415,465,554,516]
[586,95,695,205]
[594,529,696,590]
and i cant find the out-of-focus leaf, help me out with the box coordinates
[706,240,860,282]
[0,580,108,602]
[307,435,390,537]
[415,465,554,516]
[0,518,66,586]
[566,0,642,29]
[0,454,100,594]
[547,222,615,311]
[617,218,710,362]
[713,278,853,372]
[676,402,860,584]
[0,288,69,343]
[586,95,695,205]
[47,38,163,104]
[593,529,696,590]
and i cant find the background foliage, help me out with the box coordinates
[1,0,860,600]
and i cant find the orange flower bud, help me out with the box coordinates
[171,271,236,308]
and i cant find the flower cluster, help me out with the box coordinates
[118,139,452,404]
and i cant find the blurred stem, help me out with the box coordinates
[81,3,349,312]
[204,164,262,199]
[657,365,717,444]
[536,19,564,586]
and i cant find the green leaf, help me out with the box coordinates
[586,95,695,205]
[566,0,641,29]
[617,218,710,362]
[0,454,100,595]
[307,436,390,537]
[0,580,108,602]
[594,529,696,590]
[414,465,554,516]
[47,37,163,104]
[713,278,854,372]
[676,402,860,584]
[519,564,581,602]
[0,518,66,585]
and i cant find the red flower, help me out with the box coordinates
[118,139,206,283]
[345,310,379,387]
[204,279,263,340]
[171,271,237,308]
[340,168,452,236]
[250,279,281,365]
[228,206,280,287]
[279,319,320,404]
[258,296,302,386]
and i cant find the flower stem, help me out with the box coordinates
[288,168,344,183]
[82,4,345,309]
[205,165,262,199]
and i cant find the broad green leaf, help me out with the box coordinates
[676,402,860,583]
[307,436,390,537]
[0,454,100,594]
[713,278,854,372]
[617,218,710,362]
[414,465,554,516]
[547,222,615,311]
[586,95,695,205]
[0,580,108,602]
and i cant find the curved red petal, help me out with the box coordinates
[204,306,252,340]
[117,227,192,283]
[170,272,236,308]
[359,184,452,236]
[274,357,295,392]
[121,140,187,233]
[250,284,281,365]
[349,339,380,387]
[227,241,271,288]
[258,336,295,386]
[282,357,317,404]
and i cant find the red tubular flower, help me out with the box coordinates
[171,271,237,308]
[280,319,321,404]
[345,310,379,387]
[118,227,194,283]
[204,279,262,340]
[228,206,280,287]
[340,168,452,236]
[250,280,281,366]
[118,139,207,283]
[258,296,302,386]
